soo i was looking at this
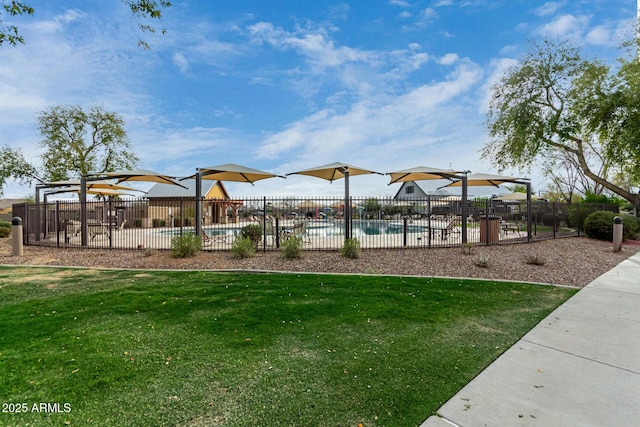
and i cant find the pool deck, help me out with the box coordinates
[43,218,538,250]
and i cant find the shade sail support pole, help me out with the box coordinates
[461,174,468,244]
[526,182,532,242]
[80,176,88,246]
[344,168,350,240]
[195,170,203,238]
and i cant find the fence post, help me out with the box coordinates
[427,196,432,249]
[403,217,407,247]
[263,196,267,253]
[553,202,557,239]
[577,203,581,237]
[56,201,61,248]
[484,200,490,246]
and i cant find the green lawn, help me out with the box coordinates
[0,266,577,427]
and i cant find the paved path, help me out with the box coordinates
[421,251,640,427]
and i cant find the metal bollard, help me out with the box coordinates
[613,216,623,252]
[12,216,23,257]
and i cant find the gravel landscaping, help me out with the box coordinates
[1,236,638,287]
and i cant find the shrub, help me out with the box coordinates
[231,237,256,259]
[525,253,546,266]
[620,214,640,240]
[281,236,303,259]
[541,213,558,228]
[568,203,618,230]
[474,254,490,268]
[460,242,474,255]
[170,233,202,258]
[240,224,263,246]
[152,218,166,228]
[340,238,361,259]
[583,211,640,241]
[0,220,11,238]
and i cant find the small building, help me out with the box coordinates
[145,179,243,226]
[393,181,459,216]
[0,198,28,222]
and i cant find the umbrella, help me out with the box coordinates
[45,186,138,197]
[78,169,187,246]
[187,163,285,237]
[287,162,383,239]
[194,163,285,183]
[99,169,187,187]
[387,166,465,184]
[41,179,141,192]
[387,166,468,242]
[442,172,533,242]
[298,200,320,209]
[440,172,528,188]
[494,192,542,201]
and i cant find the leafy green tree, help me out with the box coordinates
[37,105,139,181]
[1,0,171,49]
[0,145,36,196]
[483,38,640,214]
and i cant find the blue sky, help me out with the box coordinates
[0,0,636,199]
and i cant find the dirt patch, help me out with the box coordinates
[1,237,639,288]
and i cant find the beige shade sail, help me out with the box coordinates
[298,200,320,209]
[494,192,542,201]
[287,162,382,239]
[194,163,285,183]
[42,179,141,192]
[387,166,465,185]
[186,163,284,238]
[441,172,529,188]
[98,169,187,188]
[46,186,137,197]
[287,162,381,182]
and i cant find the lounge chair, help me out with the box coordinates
[87,220,108,241]
[201,227,228,245]
[263,219,277,247]
[427,216,462,240]
[291,220,311,243]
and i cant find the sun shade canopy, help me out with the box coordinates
[97,169,187,188]
[287,162,382,182]
[441,172,529,188]
[387,166,465,185]
[193,163,285,183]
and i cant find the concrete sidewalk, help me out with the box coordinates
[421,252,640,427]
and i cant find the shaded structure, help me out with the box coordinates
[287,162,383,239]
[187,163,285,238]
[387,166,468,242]
[442,172,532,242]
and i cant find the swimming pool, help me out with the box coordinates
[157,220,430,237]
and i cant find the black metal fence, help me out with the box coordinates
[13,197,619,252]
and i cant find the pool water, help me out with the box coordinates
[159,220,429,237]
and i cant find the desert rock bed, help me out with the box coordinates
[1,237,638,288]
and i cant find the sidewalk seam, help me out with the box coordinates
[522,338,640,375]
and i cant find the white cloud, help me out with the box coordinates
[537,14,590,41]
[172,52,189,72]
[439,53,459,65]
[257,59,484,172]
[585,26,612,46]
[534,1,566,17]
[389,0,411,7]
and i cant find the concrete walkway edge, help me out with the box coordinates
[421,252,640,427]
